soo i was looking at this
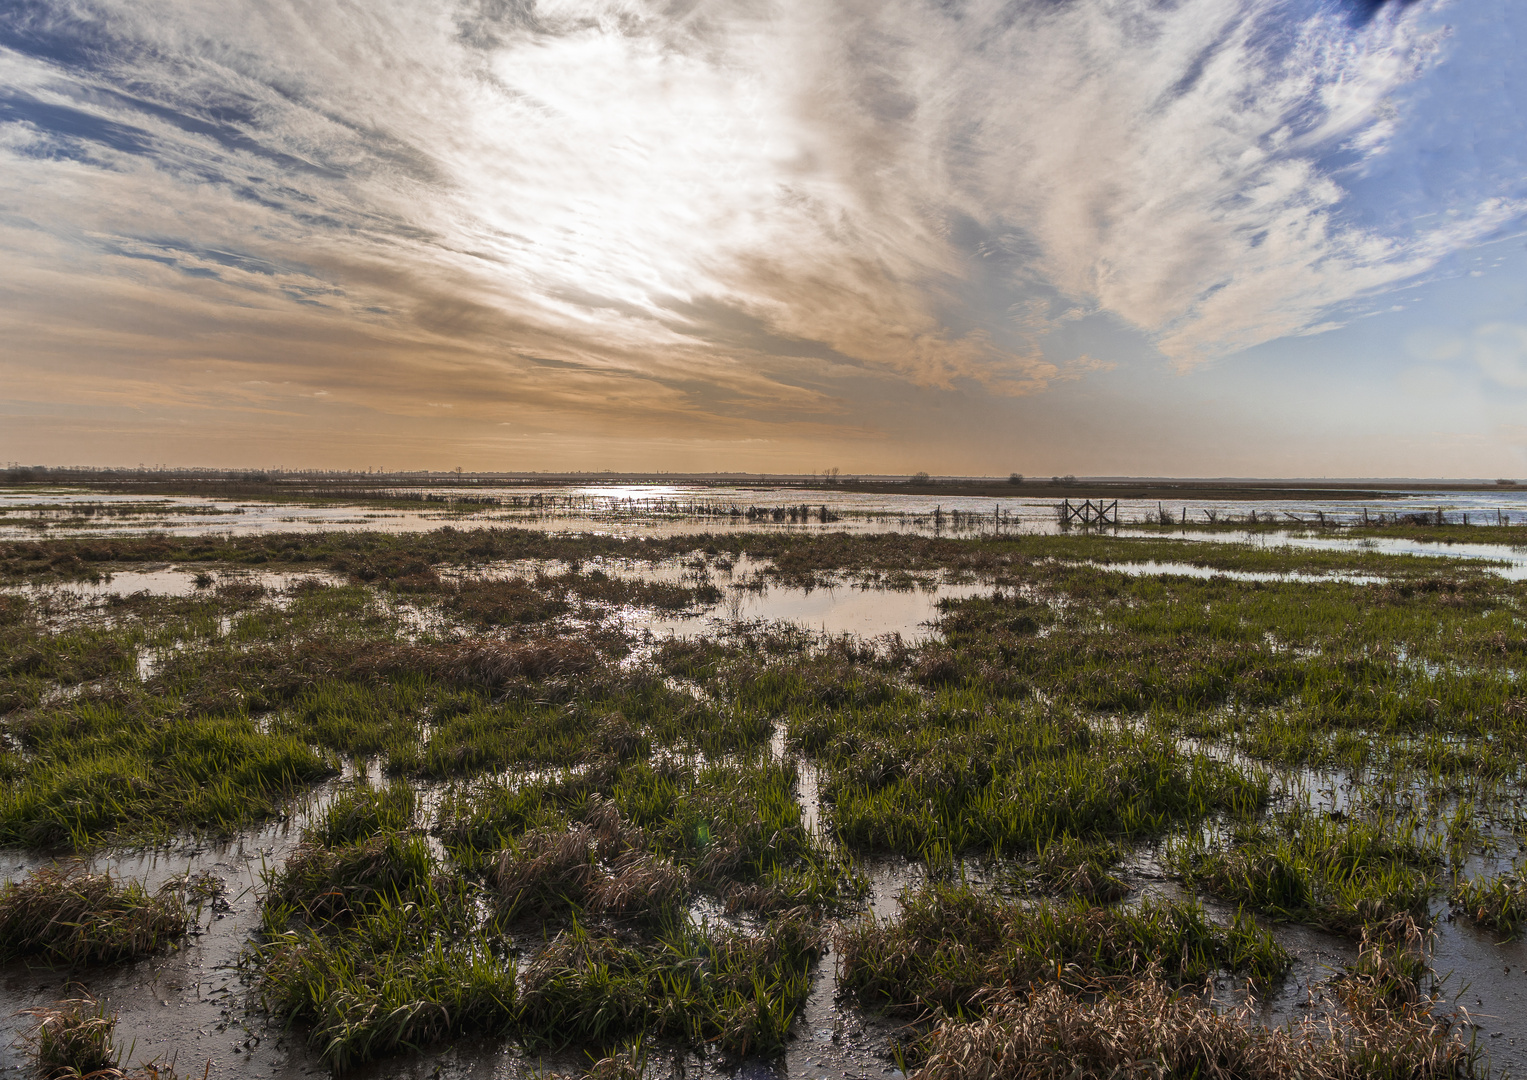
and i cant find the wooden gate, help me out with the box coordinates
[1060,498,1118,526]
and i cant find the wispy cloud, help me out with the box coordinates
[0,0,1520,459]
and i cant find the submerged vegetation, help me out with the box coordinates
[0,523,1522,1075]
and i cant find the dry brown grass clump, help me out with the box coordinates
[18,994,118,1077]
[448,638,601,686]
[445,577,570,626]
[492,801,687,919]
[0,866,190,965]
[16,992,202,1079]
[913,977,1479,1080]
[1332,913,1437,1015]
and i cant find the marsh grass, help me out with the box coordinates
[0,700,337,848]
[412,697,655,778]
[554,568,723,611]
[490,811,687,922]
[443,576,570,626]
[264,831,437,925]
[250,745,853,1068]
[255,816,517,1071]
[256,828,825,1068]
[1451,872,1527,938]
[0,865,190,964]
[3,526,1495,591]
[807,704,1267,857]
[1,621,138,716]
[837,884,1288,1018]
[309,780,417,846]
[436,759,859,910]
[1019,837,1129,902]
[518,913,826,1056]
[1167,807,1443,935]
[4,526,1525,1072]
[256,923,517,1073]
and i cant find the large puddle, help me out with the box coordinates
[4,557,986,643]
[5,567,347,600]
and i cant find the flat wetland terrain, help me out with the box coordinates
[2,503,1527,1078]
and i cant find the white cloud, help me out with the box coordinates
[0,0,1519,407]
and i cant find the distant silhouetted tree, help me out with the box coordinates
[1008,473,1023,485]
[910,471,930,485]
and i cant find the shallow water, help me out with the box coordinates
[0,809,317,1077]
[624,581,987,643]
[1085,560,1391,585]
[1164,530,1527,579]
[441,555,984,642]
[2,567,347,601]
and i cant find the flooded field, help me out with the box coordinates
[1,522,1525,1079]
[5,482,1527,539]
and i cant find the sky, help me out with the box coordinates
[1,0,1524,477]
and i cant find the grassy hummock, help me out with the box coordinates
[837,883,1289,1017]
[0,865,191,964]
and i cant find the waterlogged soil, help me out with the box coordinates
[6,804,1525,1077]
[4,528,1527,1078]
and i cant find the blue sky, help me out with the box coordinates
[0,0,1522,475]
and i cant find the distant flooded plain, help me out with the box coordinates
[6,481,1527,534]
[1,504,1525,1079]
